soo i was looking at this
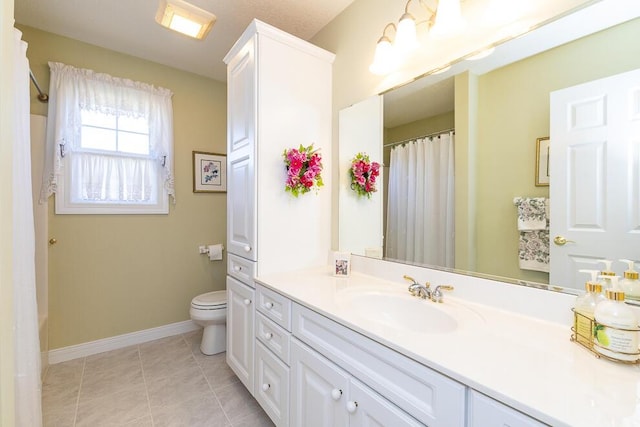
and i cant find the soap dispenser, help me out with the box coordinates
[593,276,640,362]
[573,270,606,348]
[599,259,616,289]
[620,259,640,301]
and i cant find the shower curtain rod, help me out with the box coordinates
[29,69,49,103]
[383,128,455,148]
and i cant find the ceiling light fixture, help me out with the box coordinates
[369,0,465,76]
[155,0,216,40]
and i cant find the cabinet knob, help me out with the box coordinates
[243,299,251,306]
[234,265,241,272]
[264,332,273,340]
[331,389,342,401]
[346,401,358,414]
[265,301,274,309]
[243,245,251,252]
[262,383,270,392]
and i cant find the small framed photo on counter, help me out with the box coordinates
[332,251,351,277]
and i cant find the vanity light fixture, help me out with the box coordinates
[155,0,216,40]
[369,0,464,75]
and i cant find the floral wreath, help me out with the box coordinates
[283,144,323,197]
[350,152,380,198]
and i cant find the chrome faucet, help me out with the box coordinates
[403,275,431,300]
[404,276,454,302]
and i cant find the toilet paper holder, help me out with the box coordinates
[198,244,224,255]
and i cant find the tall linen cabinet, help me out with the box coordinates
[223,19,335,405]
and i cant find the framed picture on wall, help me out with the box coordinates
[193,151,227,193]
[535,137,550,187]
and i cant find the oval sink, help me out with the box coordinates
[336,290,482,334]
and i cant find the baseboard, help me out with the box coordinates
[48,320,201,364]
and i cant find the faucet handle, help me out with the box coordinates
[431,285,454,303]
[403,275,418,285]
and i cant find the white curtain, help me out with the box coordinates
[385,132,455,267]
[13,28,43,427]
[41,61,174,203]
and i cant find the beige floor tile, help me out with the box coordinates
[44,358,85,387]
[145,364,213,408]
[42,380,80,415]
[151,394,230,427]
[196,352,240,391]
[216,381,262,423]
[43,408,76,427]
[80,364,145,401]
[141,349,200,382]
[75,384,150,427]
[231,408,275,427]
[84,346,140,373]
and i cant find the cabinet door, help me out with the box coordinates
[290,339,349,427]
[227,153,256,260]
[255,341,289,427]
[468,390,547,427]
[226,276,255,394]
[226,34,257,260]
[349,378,423,427]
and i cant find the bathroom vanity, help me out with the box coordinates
[247,257,640,427]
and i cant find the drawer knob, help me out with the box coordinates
[243,299,251,306]
[234,266,241,272]
[264,332,273,340]
[331,389,342,401]
[346,401,358,414]
[265,302,274,309]
[243,245,251,252]
[262,383,270,392]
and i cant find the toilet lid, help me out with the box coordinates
[191,290,226,308]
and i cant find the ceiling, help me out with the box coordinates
[14,0,356,82]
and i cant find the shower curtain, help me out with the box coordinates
[385,132,455,267]
[13,28,43,426]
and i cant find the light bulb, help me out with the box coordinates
[431,0,465,37]
[395,13,419,55]
[369,37,396,75]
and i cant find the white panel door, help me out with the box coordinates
[550,68,640,288]
[290,339,350,427]
[338,95,384,256]
[226,276,255,394]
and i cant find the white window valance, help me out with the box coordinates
[41,62,175,204]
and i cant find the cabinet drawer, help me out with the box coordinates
[256,312,291,365]
[255,341,289,427]
[292,304,466,427]
[468,390,548,427]
[228,253,256,286]
[256,285,292,331]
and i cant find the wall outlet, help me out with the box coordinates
[198,245,207,254]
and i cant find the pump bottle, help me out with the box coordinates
[599,259,616,289]
[620,259,640,301]
[573,270,605,347]
[593,276,640,362]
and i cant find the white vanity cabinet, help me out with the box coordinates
[468,390,548,427]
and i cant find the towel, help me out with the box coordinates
[513,197,547,231]
[518,230,550,272]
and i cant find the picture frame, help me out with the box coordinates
[535,137,550,187]
[332,251,352,277]
[193,151,227,193]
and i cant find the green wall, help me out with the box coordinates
[18,25,228,349]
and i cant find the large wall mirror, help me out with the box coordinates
[339,3,640,302]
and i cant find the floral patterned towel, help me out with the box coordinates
[518,230,550,272]
[513,197,547,231]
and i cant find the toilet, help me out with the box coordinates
[189,290,227,355]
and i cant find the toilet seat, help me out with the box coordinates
[191,290,226,310]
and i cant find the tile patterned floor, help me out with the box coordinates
[42,330,275,427]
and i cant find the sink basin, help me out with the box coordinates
[336,289,482,334]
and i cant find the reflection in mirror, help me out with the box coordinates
[340,5,640,301]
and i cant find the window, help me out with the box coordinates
[42,62,175,214]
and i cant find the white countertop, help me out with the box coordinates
[255,267,640,427]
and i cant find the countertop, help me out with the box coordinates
[255,268,640,427]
